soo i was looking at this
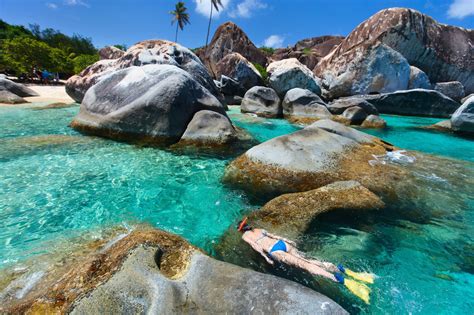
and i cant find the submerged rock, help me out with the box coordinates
[267,58,322,97]
[0,90,27,104]
[0,78,38,97]
[215,52,263,91]
[451,95,474,135]
[361,114,387,129]
[408,66,431,90]
[241,86,282,118]
[434,81,465,103]
[98,46,125,60]
[0,228,347,314]
[71,64,226,145]
[425,119,452,132]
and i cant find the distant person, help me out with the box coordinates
[41,69,50,84]
[237,217,375,304]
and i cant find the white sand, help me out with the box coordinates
[24,85,75,104]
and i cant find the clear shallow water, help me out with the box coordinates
[0,104,473,314]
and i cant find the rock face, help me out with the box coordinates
[70,64,226,145]
[327,98,378,115]
[196,22,267,77]
[0,90,27,104]
[282,88,330,119]
[271,36,344,71]
[98,46,125,60]
[408,66,431,89]
[223,119,402,198]
[319,43,411,99]
[317,8,474,94]
[215,52,263,90]
[66,40,220,103]
[359,89,460,117]
[0,78,38,97]
[251,181,384,235]
[361,114,387,128]
[434,81,465,102]
[0,228,347,314]
[241,86,282,118]
[267,58,322,97]
[451,95,474,134]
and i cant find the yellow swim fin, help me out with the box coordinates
[345,268,375,284]
[344,278,371,305]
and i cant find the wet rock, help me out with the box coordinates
[0,78,38,97]
[327,98,378,115]
[70,64,226,145]
[316,8,474,94]
[223,120,402,199]
[434,81,465,102]
[320,44,410,99]
[66,40,220,103]
[408,66,431,89]
[98,46,125,60]
[361,115,387,128]
[241,86,282,118]
[215,52,263,90]
[341,106,368,125]
[0,90,27,104]
[425,119,452,132]
[196,22,267,77]
[451,95,474,134]
[267,58,322,97]
[282,88,330,119]
[251,181,384,235]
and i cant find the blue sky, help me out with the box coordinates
[1,0,473,49]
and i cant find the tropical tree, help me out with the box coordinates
[170,2,190,43]
[204,0,223,48]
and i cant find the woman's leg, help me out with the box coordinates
[285,246,339,273]
[271,251,337,282]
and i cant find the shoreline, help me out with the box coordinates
[0,85,75,106]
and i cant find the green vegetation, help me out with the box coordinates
[253,63,268,83]
[170,2,190,43]
[0,19,98,77]
[259,46,275,56]
[302,47,312,56]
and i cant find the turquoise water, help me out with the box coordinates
[1,104,473,314]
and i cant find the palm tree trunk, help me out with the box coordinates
[205,3,213,50]
[175,23,179,43]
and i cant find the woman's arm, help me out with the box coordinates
[263,231,297,246]
[244,237,274,265]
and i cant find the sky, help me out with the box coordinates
[1,0,473,50]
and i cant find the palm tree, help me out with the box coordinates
[204,0,223,48]
[170,2,190,43]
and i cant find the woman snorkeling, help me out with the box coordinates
[237,217,375,304]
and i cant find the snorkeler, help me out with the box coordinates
[237,217,375,304]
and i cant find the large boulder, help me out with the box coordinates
[282,88,329,118]
[267,58,322,97]
[223,119,402,198]
[0,90,27,104]
[70,64,226,145]
[361,114,387,129]
[359,89,460,117]
[327,97,378,115]
[319,43,411,99]
[434,81,465,102]
[241,86,282,118]
[196,22,267,77]
[0,78,38,97]
[316,8,474,94]
[451,95,474,134]
[215,52,263,90]
[98,46,125,60]
[0,228,346,314]
[215,75,245,97]
[66,40,220,103]
[408,66,431,89]
[341,106,368,125]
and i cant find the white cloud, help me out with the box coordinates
[64,0,90,8]
[194,0,231,18]
[46,2,58,9]
[263,35,284,48]
[228,0,267,18]
[447,0,474,19]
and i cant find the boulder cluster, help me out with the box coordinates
[0,77,38,104]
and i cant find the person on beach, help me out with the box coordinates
[237,217,374,304]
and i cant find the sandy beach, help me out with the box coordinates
[0,84,75,106]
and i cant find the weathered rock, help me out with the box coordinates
[196,22,267,77]
[461,93,474,104]
[425,119,452,132]
[451,95,474,134]
[360,89,460,117]
[361,115,387,128]
[215,75,245,97]
[98,46,125,60]
[342,106,368,125]
[251,181,384,235]
[66,40,220,103]
[267,58,322,97]
[327,97,378,115]
[0,228,347,314]
[0,78,39,97]
[282,88,329,119]
[0,90,27,104]
[316,8,474,94]
[215,52,263,90]
[241,86,282,118]
[70,64,226,145]
[434,81,465,102]
[320,43,410,99]
[179,110,238,145]
[0,74,7,79]
[408,66,431,89]
[223,120,402,198]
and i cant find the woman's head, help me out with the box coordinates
[237,217,252,233]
